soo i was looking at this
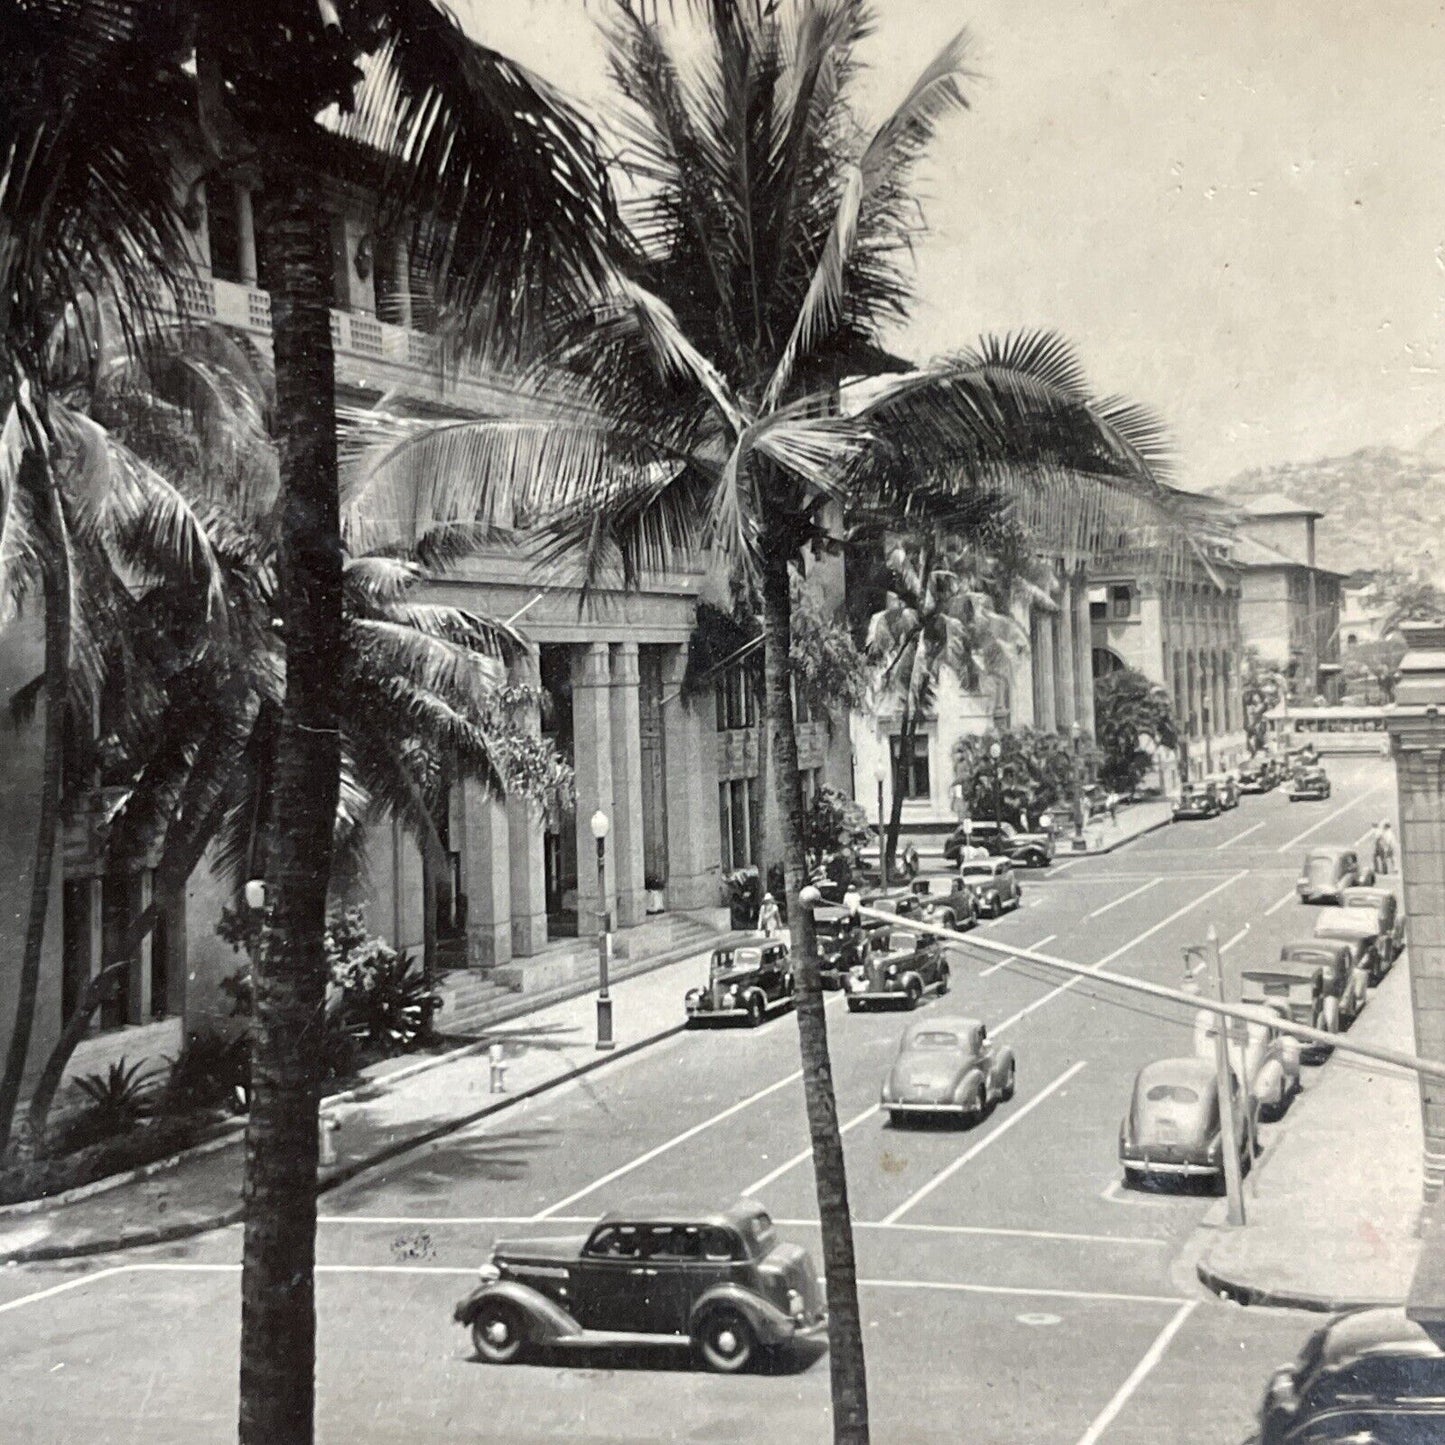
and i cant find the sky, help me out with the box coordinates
[454,0,1445,492]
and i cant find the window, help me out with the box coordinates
[644,1225,702,1261]
[1110,585,1132,619]
[206,185,244,283]
[1089,599,1107,622]
[718,777,757,871]
[792,677,813,725]
[889,734,931,800]
[585,1225,641,1259]
[715,664,755,731]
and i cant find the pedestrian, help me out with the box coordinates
[1364,821,1382,873]
[1375,821,1396,876]
[1106,792,1119,825]
[757,891,782,937]
[901,842,921,881]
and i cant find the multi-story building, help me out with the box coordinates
[1233,493,1345,701]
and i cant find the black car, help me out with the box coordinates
[815,908,887,990]
[922,877,978,933]
[844,926,950,1011]
[1254,1306,1445,1443]
[454,1197,827,1373]
[943,820,1055,868]
[685,935,794,1025]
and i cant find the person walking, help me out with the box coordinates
[1375,821,1396,877]
[1364,821,1382,873]
[758,891,782,937]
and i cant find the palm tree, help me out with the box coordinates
[865,530,1032,871]
[343,7,1175,1439]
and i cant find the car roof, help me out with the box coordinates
[1314,907,1380,934]
[1281,939,1351,960]
[598,1196,771,1231]
[1136,1056,1217,1088]
[1321,1307,1445,1365]
[1342,885,1391,901]
[1304,843,1350,859]
[904,1014,982,1039]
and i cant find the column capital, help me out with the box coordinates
[611,640,641,687]
[575,640,610,688]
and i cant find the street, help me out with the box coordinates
[0,757,1400,1444]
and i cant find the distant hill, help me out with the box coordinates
[1216,439,1445,581]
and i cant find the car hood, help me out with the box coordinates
[1008,832,1050,848]
[494,1235,586,1266]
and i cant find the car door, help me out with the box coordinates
[572,1223,662,1333]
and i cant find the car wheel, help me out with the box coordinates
[471,1301,528,1365]
[746,994,765,1027]
[1000,1061,1016,1101]
[937,964,950,995]
[1123,1166,1145,1190]
[695,1308,758,1374]
[904,978,924,1008]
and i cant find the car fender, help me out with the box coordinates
[452,1280,582,1342]
[953,1066,987,1108]
[1278,1037,1302,1083]
[899,970,924,996]
[744,986,768,1012]
[990,1046,1017,1097]
[689,1283,795,1347]
[1253,1059,1283,1107]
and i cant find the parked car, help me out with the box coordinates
[1191,1006,1302,1121]
[844,927,950,1011]
[880,1016,1016,1126]
[1296,845,1367,904]
[1253,1306,1445,1443]
[1240,963,1325,1045]
[959,856,1023,916]
[1173,782,1221,820]
[685,935,794,1026]
[1118,1056,1252,1189]
[1238,757,1276,794]
[1341,885,1406,967]
[452,1197,828,1372]
[1289,765,1332,801]
[1204,773,1240,809]
[943,819,1055,868]
[1313,906,1388,987]
[1280,938,1369,1033]
[920,877,978,933]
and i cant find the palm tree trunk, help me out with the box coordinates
[883,704,911,877]
[0,459,69,1156]
[760,546,869,1445]
[238,168,343,1445]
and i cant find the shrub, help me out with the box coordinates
[336,949,440,1051]
[68,1057,163,1143]
[163,1030,251,1115]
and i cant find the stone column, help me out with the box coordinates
[572,642,615,931]
[1387,621,1445,1202]
[662,644,721,910]
[609,642,648,928]
[1011,599,1035,727]
[236,187,258,285]
[1055,586,1076,733]
[128,871,153,1024]
[506,650,547,957]
[1072,571,1095,738]
[461,778,511,966]
[1037,613,1058,733]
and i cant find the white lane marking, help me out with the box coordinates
[1087,878,1160,919]
[1276,788,1381,853]
[1219,925,1250,955]
[880,1061,1087,1225]
[1075,1299,1199,1445]
[1216,821,1264,849]
[844,1220,1165,1247]
[0,1267,131,1316]
[532,1069,801,1219]
[1264,888,1299,917]
[862,1278,1183,1308]
[1093,873,1248,969]
[1048,859,1079,875]
[320,1215,595,1226]
[742,1099,879,1197]
[982,934,1057,977]
[1099,1179,1171,1208]
[1024,896,1046,908]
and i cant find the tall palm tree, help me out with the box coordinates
[342,7,1175,1439]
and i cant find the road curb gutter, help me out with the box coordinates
[1195,1249,1404,1314]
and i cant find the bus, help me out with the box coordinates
[1265,704,1392,756]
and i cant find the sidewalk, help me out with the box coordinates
[0,943,720,1265]
[1194,956,1423,1311]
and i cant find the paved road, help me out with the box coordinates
[0,757,1400,1443]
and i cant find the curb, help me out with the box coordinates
[1195,1250,1403,1314]
[1078,812,1175,856]
[0,1016,689,1266]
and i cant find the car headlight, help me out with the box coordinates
[787,1289,806,1321]
[886,964,898,978]
[724,987,737,1004]
[477,1260,501,1283]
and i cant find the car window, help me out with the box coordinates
[585,1225,641,1259]
[911,1031,960,1050]
[710,951,735,975]
[699,1227,738,1262]
[891,931,918,952]
[733,948,762,970]
[742,1211,777,1257]
[643,1225,703,1261]
[1145,1083,1200,1104]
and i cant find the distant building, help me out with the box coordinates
[1233,493,1345,701]
[1340,572,1386,650]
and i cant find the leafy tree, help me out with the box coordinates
[952,727,1080,824]
[1342,636,1407,703]
[805,785,872,863]
[1093,667,1178,793]
[1242,648,1287,753]
[1372,567,1445,638]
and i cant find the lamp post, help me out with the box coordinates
[590,810,614,1051]
[988,741,1003,828]
[876,762,888,891]
[1070,720,1086,851]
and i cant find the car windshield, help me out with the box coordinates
[742,1210,776,1257]
[1306,855,1339,881]
[890,932,918,951]
[910,1031,960,1050]
[1145,1083,1200,1104]
[962,864,995,878]
[712,947,761,975]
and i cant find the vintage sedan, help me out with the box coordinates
[920,878,978,933]
[1192,1006,1302,1121]
[1118,1056,1252,1189]
[1289,765,1332,801]
[959,856,1023,916]
[880,1016,1016,1125]
[1204,773,1240,809]
[1341,885,1405,968]
[1296,844,1366,904]
[685,935,793,1026]
[1281,939,1369,1031]
[1313,905,1387,987]
[1253,1306,1445,1443]
[1241,964,1324,1039]
[844,928,949,1011]
[1238,757,1276,794]
[943,819,1054,868]
[453,1197,827,1373]
[814,908,886,990]
[1173,782,1221,821]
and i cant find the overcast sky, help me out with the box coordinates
[456,0,1445,491]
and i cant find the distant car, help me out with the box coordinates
[813,908,886,991]
[452,1197,827,1373]
[880,1016,1016,1126]
[1341,886,1405,968]
[1118,1056,1252,1189]
[1254,1305,1445,1443]
[921,878,978,933]
[685,935,794,1026]
[943,820,1055,868]
[844,927,949,1011]
[959,856,1023,916]
[1238,758,1276,794]
[1289,766,1332,801]
[1192,1006,1302,1121]
[1280,939,1369,1033]
[1296,845,1366,904]
[1204,773,1240,809]
[1313,906,1387,987]
[1173,782,1221,820]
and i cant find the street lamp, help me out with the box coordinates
[1070,721,1086,851]
[988,740,1003,829]
[590,809,614,1051]
[875,762,888,891]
